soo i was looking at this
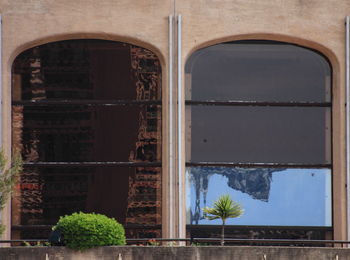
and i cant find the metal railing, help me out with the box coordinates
[2,238,350,247]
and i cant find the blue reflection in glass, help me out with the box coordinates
[186,167,332,227]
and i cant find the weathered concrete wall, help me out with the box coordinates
[1,246,350,260]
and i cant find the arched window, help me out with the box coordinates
[12,40,162,239]
[185,40,332,240]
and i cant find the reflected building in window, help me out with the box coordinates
[125,46,162,238]
[11,40,162,239]
[188,167,278,225]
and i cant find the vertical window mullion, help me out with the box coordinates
[167,14,175,239]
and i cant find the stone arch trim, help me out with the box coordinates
[8,33,165,70]
[185,33,339,74]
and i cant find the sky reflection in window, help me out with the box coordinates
[186,167,331,227]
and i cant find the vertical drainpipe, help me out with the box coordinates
[0,15,4,241]
[0,14,2,150]
[346,15,350,242]
[177,14,184,239]
[168,15,174,239]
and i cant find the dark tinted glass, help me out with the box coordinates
[186,167,331,226]
[12,39,162,240]
[186,106,331,164]
[14,166,162,226]
[12,40,161,101]
[13,105,161,162]
[185,42,331,102]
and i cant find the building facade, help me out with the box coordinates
[0,0,349,243]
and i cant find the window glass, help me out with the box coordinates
[17,166,162,234]
[185,42,331,102]
[13,41,161,101]
[187,167,332,227]
[12,39,162,240]
[185,41,332,232]
[14,105,161,162]
[187,106,331,164]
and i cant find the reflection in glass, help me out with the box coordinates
[187,106,331,164]
[185,41,331,102]
[13,166,161,232]
[12,40,161,101]
[11,39,162,239]
[186,167,332,227]
[13,105,161,162]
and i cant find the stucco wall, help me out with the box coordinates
[0,0,349,241]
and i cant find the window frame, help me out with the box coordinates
[10,39,163,239]
[184,40,333,233]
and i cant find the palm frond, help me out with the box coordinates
[203,194,243,221]
[202,194,243,246]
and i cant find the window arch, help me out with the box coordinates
[11,39,162,240]
[185,40,332,240]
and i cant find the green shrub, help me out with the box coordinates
[53,212,126,250]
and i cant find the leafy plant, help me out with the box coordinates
[0,151,22,235]
[147,239,160,246]
[53,212,126,250]
[203,194,243,246]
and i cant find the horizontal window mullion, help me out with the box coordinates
[186,224,333,230]
[185,100,331,107]
[186,162,332,168]
[12,100,162,106]
[11,225,52,230]
[11,224,162,230]
[23,161,162,167]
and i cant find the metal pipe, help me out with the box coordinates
[2,238,350,246]
[125,237,350,245]
[168,14,174,239]
[12,100,161,106]
[23,161,162,167]
[177,14,184,239]
[346,15,350,242]
[0,15,2,149]
[186,162,332,168]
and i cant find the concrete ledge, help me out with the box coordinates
[1,246,350,260]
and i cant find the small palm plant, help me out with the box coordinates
[0,151,22,235]
[203,194,243,246]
